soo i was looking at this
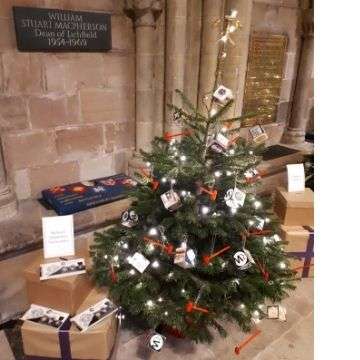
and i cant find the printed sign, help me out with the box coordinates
[13,6,111,51]
[287,163,305,192]
[42,215,75,259]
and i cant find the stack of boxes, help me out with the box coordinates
[274,187,314,278]
[21,252,118,359]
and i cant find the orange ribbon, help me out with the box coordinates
[255,260,269,282]
[199,186,218,201]
[163,129,191,142]
[203,245,231,265]
[185,301,209,314]
[234,328,261,355]
[143,236,174,255]
[139,168,159,191]
[109,264,118,283]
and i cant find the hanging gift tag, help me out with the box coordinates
[233,249,255,270]
[267,305,279,319]
[224,188,246,209]
[287,163,305,192]
[249,125,268,144]
[213,85,233,104]
[128,252,150,273]
[161,189,181,211]
[209,133,230,153]
[121,210,138,228]
[148,332,166,351]
[174,244,196,269]
[244,168,260,183]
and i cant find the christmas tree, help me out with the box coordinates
[90,9,296,344]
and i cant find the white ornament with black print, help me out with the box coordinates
[213,85,234,104]
[224,187,246,209]
[233,249,255,270]
[161,189,181,211]
[149,332,166,351]
[121,210,138,228]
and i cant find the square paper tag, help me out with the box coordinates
[128,252,150,273]
[267,305,279,319]
[287,163,305,192]
[42,215,75,259]
[249,125,268,144]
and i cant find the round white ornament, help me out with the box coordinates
[234,251,248,267]
[149,334,164,351]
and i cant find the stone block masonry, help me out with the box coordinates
[0,0,136,201]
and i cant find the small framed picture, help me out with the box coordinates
[249,125,268,144]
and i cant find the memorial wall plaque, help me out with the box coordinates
[242,33,287,127]
[13,6,111,52]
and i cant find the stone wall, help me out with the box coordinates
[0,0,135,200]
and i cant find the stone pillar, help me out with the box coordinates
[197,0,225,114]
[222,0,253,118]
[283,7,314,144]
[124,0,163,152]
[164,0,188,132]
[0,140,17,220]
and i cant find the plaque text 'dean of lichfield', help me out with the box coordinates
[13,7,111,51]
[242,33,287,127]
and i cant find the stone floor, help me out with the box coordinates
[110,278,314,360]
[1,278,313,359]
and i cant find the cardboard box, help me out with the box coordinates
[281,225,314,278]
[22,288,118,360]
[24,254,93,314]
[274,187,314,226]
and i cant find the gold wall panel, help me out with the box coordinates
[242,33,288,127]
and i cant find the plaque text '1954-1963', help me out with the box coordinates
[13,6,111,52]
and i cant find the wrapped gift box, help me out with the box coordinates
[274,187,314,226]
[22,288,118,360]
[24,254,93,314]
[281,225,314,278]
[42,173,137,215]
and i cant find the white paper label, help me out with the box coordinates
[42,215,75,259]
[287,163,305,192]
[128,252,150,273]
[149,334,165,351]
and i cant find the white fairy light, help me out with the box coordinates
[104,255,108,260]
[226,170,233,176]
[229,149,235,155]
[231,207,238,214]
[253,200,262,209]
[229,9,238,18]
[181,190,187,196]
[161,177,167,183]
[169,139,176,145]
[147,244,155,252]
[148,227,158,236]
[181,289,186,294]
[122,242,129,249]
[164,311,169,316]
[279,261,287,269]
[152,260,160,268]
[221,261,227,269]
[158,297,163,302]
[210,108,217,116]
[113,255,119,262]
[263,237,270,245]
[233,279,240,285]
[201,206,210,215]
[145,162,151,167]
[129,269,135,276]
[146,300,154,308]
[221,126,228,132]
[249,150,254,155]
[265,217,270,223]
[126,256,132,263]
[170,179,176,185]
[248,220,255,226]
[214,170,222,178]
[180,155,187,161]
[253,310,260,317]
[240,303,246,309]
[136,282,143,289]
[168,272,174,278]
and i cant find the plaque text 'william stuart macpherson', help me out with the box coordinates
[13,7,111,51]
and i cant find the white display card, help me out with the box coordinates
[128,252,150,273]
[286,163,305,192]
[42,215,75,259]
